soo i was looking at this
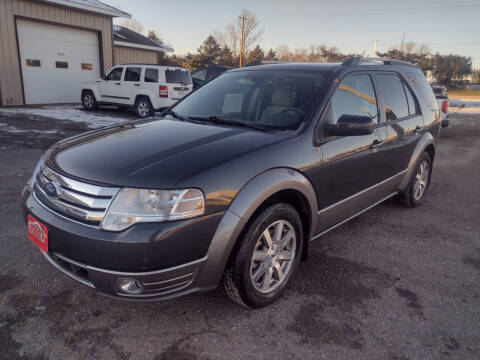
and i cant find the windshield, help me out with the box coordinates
[171,70,327,131]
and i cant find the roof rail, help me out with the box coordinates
[342,56,417,68]
[243,60,289,67]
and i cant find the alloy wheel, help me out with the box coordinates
[413,160,429,201]
[250,219,296,294]
[138,101,150,117]
[83,94,94,108]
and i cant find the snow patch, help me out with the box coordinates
[0,106,129,129]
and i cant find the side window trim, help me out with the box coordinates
[402,81,421,116]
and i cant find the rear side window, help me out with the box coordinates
[144,68,158,83]
[406,72,438,111]
[404,83,418,115]
[124,67,141,82]
[105,67,123,81]
[330,74,378,124]
[165,69,192,85]
[376,74,409,121]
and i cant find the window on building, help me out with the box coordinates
[55,61,68,69]
[81,63,93,70]
[26,59,41,67]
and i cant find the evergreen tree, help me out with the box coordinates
[197,35,222,66]
[218,45,235,66]
[248,44,264,63]
[265,48,277,61]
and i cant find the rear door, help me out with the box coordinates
[121,66,142,104]
[372,72,424,177]
[98,67,124,103]
[165,68,193,100]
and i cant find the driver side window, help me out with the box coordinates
[105,67,123,81]
[330,74,378,124]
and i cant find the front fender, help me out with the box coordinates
[195,168,318,288]
[398,132,435,190]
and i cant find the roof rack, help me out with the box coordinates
[342,57,417,68]
[243,60,289,67]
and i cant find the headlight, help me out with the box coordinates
[101,188,205,231]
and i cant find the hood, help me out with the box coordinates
[47,118,289,188]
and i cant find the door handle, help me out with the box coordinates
[370,139,384,149]
[414,125,422,133]
[115,82,121,85]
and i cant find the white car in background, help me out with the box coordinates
[431,85,449,126]
[81,65,193,118]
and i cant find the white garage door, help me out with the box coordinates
[17,20,101,104]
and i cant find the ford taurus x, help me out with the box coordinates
[22,58,441,308]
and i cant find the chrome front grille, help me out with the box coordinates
[33,165,119,225]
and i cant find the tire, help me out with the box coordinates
[81,91,97,111]
[134,97,153,118]
[400,152,432,208]
[222,203,303,308]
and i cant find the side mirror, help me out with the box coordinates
[324,114,375,136]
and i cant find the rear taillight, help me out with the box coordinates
[159,86,168,98]
[441,100,448,114]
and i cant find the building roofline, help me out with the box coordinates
[114,40,174,53]
[42,0,131,18]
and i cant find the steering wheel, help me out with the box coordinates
[280,108,305,118]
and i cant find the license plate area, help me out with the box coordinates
[27,214,48,252]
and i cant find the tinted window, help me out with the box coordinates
[191,68,207,81]
[376,74,409,121]
[165,69,192,84]
[404,83,418,115]
[145,68,158,82]
[172,70,326,131]
[208,67,227,79]
[105,67,123,81]
[406,72,438,111]
[330,74,378,124]
[124,67,141,82]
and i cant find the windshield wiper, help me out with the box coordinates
[188,115,267,132]
[161,110,188,121]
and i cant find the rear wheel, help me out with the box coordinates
[400,152,432,207]
[134,97,153,118]
[82,91,97,111]
[222,203,302,308]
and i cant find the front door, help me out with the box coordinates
[313,73,391,232]
[99,67,125,104]
[121,66,142,104]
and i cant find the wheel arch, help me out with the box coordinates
[196,168,318,289]
[398,132,436,191]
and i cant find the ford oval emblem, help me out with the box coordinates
[44,181,59,197]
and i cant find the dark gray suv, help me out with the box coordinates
[22,58,441,308]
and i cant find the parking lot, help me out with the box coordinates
[1,109,479,360]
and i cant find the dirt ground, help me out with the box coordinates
[0,108,479,360]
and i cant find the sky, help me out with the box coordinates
[105,0,480,68]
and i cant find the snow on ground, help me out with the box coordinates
[448,99,480,114]
[0,105,130,129]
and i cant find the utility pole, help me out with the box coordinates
[239,15,245,67]
[400,32,405,54]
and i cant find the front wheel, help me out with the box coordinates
[134,97,153,118]
[222,203,303,308]
[400,152,432,207]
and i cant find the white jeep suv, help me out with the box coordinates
[81,65,193,118]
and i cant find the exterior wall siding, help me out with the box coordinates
[113,46,159,65]
[0,0,113,106]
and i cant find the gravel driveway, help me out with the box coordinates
[0,108,479,360]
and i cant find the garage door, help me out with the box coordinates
[17,20,101,104]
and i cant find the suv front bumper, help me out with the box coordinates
[21,186,229,300]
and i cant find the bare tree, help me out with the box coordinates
[119,18,144,34]
[215,9,263,58]
[276,45,291,60]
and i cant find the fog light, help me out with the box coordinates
[116,278,144,295]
